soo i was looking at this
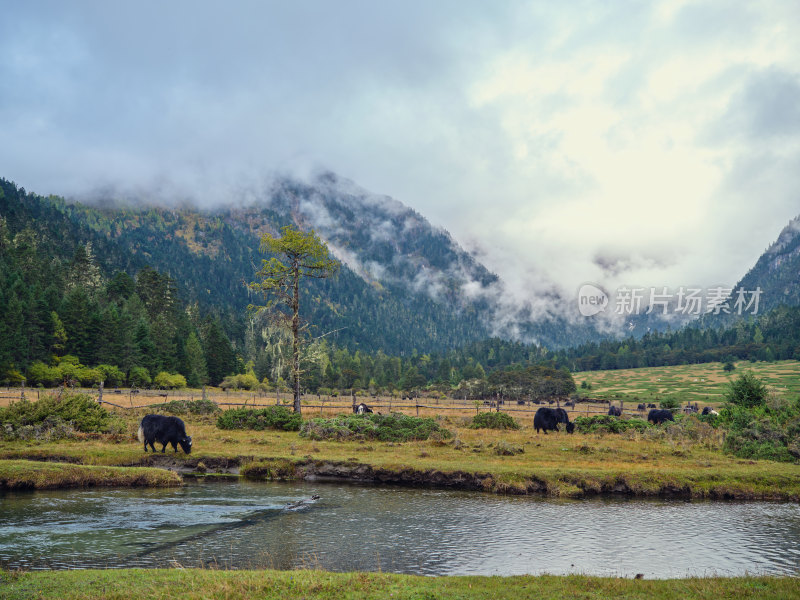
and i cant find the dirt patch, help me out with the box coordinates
[126,454,242,474]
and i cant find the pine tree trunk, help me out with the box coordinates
[292,264,301,414]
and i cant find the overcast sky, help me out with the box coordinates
[2,0,799,302]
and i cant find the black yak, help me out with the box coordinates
[608,406,622,416]
[534,407,575,434]
[138,414,192,454]
[647,409,674,425]
[354,403,373,414]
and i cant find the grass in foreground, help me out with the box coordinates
[0,459,181,489]
[1,569,798,600]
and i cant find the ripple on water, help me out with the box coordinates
[1,481,799,576]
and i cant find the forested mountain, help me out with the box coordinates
[727,214,800,313]
[4,171,798,392]
[0,176,496,359]
[0,173,554,392]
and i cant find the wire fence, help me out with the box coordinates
[2,386,698,419]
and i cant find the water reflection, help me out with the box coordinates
[1,480,799,578]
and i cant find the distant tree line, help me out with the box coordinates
[541,305,800,372]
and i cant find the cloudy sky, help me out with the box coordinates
[2,0,799,302]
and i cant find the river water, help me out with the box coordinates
[1,479,799,578]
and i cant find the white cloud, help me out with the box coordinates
[1,0,799,309]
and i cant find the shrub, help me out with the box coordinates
[220,372,260,391]
[0,393,123,437]
[56,362,80,384]
[659,397,680,410]
[96,364,125,387]
[217,406,302,431]
[128,366,152,388]
[469,412,520,430]
[77,367,103,387]
[162,398,220,415]
[574,415,650,435]
[718,392,800,462]
[2,415,76,442]
[154,372,187,390]
[725,372,767,408]
[300,413,452,442]
[494,440,524,455]
[26,362,61,387]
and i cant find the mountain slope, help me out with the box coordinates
[734,214,800,311]
[0,177,493,354]
[223,172,599,348]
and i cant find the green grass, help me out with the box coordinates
[1,569,798,600]
[576,360,800,405]
[2,413,799,499]
[0,459,181,489]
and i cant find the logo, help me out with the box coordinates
[578,283,609,317]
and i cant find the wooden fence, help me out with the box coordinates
[2,386,691,419]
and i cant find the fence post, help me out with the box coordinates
[21,381,25,401]
[98,380,104,404]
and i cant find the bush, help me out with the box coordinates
[128,366,152,388]
[494,440,524,455]
[96,364,125,387]
[77,367,103,387]
[574,415,650,435]
[162,398,220,415]
[154,372,187,390]
[0,393,123,437]
[719,392,800,462]
[469,412,520,430]
[2,415,76,442]
[725,372,768,408]
[26,362,61,387]
[300,413,452,442]
[220,372,260,391]
[659,397,680,410]
[217,406,302,431]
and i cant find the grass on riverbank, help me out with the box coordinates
[0,459,181,490]
[1,569,798,600]
[2,411,800,499]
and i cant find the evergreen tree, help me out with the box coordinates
[184,331,208,388]
[202,317,237,385]
[249,225,339,413]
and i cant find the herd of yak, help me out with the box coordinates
[136,401,716,454]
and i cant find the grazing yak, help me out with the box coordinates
[647,409,675,425]
[637,403,646,411]
[534,407,575,434]
[647,403,656,408]
[701,406,719,416]
[354,403,374,414]
[608,406,622,417]
[138,414,192,454]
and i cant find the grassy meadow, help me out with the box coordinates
[2,361,800,595]
[1,396,799,499]
[575,359,800,406]
[1,359,799,498]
